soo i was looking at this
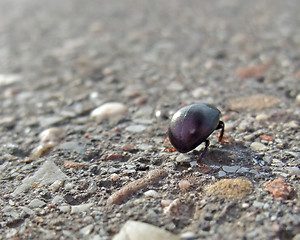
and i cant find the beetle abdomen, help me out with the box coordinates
[168,103,220,153]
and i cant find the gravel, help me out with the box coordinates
[0,0,299,239]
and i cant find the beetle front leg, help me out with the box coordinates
[197,139,210,165]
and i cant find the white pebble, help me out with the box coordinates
[110,173,120,181]
[39,128,62,144]
[250,142,268,151]
[255,113,269,121]
[178,180,191,190]
[112,220,180,240]
[0,74,21,86]
[144,190,160,198]
[241,202,250,208]
[296,94,300,105]
[64,182,75,190]
[90,102,127,120]
[50,180,63,192]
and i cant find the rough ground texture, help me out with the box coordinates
[0,0,299,239]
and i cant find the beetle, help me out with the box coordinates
[168,103,225,166]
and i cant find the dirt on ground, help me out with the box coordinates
[0,0,299,239]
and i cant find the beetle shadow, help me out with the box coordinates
[199,141,254,168]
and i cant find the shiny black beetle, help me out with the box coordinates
[168,103,224,165]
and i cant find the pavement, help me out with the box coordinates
[0,0,299,239]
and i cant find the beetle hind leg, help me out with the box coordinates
[216,121,225,142]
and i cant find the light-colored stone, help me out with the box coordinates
[222,165,240,173]
[113,220,180,240]
[71,203,93,214]
[28,199,46,208]
[12,160,68,196]
[39,128,62,144]
[218,171,227,177]
[125,124,146,132]
[58,141,86,154]
[178,180,191,190]
[286,167,300,176]
[80,224,94,236]
[90,102,127,120]
[250,142,268,151]
[52,195,64,205]
[144,190,160,198]
[0,74,21,86]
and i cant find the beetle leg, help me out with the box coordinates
[197,140,212,173]
[216,121,225,142]
[197,139,210,165]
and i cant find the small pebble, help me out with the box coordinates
[206,178,253,199]
[30,143,56,159]
[28,199,46,208]
[263,178,293,199]
[39,128,62,144]
[65,182,75,190]
[161,199,173,207]
[12,160,68,196]
[256,113,269,121]
[113,220,180,240]
[236,167,250,173]
[58,205,71,213]
[58,141,86,154]
[286,167,300,176]
[178,180,191,190]
[222,165,239,173]
[79,224,94,236]
[50,180,64,192]
[121,143,135,152]
[218,171,227,177]
[20,206,34,216]
[295,94,300,105]
[180,231,197,239]
[125,124,146,133]
[110,173,120,181]
[250,142,268,151]
[0,74,21,86]
[283,120,298,129]
[175,154,190,163]
[90,102,127,120]
[144,190,160,198]
[252,201,264,208]
[52,195,64,205]
[71,203,93,214]
[241,202,250,209]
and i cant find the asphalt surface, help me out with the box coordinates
[0,0,299,239]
